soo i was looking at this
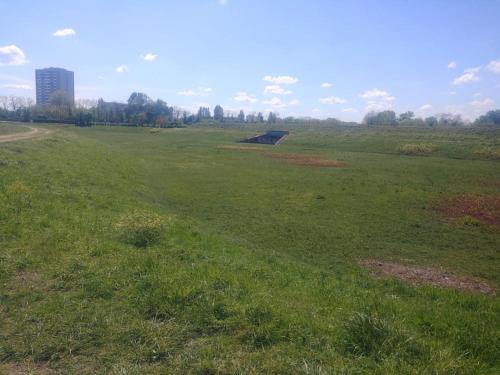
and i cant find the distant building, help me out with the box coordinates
[35,67,74,106]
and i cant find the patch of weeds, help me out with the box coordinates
[114,210,172,247]
[341,307,424,362]
[4,181,33,213]
[398,143,436,156]
[457,215,482,228]
[474,146,500,160]
[242,305,291,348]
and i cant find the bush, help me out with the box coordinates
[114,210,170,247]
[474,147,500,160]
[398,143,436,156]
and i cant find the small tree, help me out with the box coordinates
[257,112,264,123]
[267,112,277,124]
[214,105,224,121]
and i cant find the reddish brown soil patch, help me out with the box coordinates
[216,145,264,151]
[436,194,500,228]
[264,152,347,167]
[361,259,495,295]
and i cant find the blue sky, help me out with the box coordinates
[1,0,499,121]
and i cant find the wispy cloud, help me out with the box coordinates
[234,92,258,103]
[342,108,357,112]
[359,88,394,100]
[263,75,299,85]
[360,88,396,111]
[419,104,432,111]
[0,45,27,66]
[453,66,481,85]
[319,96,347,104]
[3,83,32,90]
[53,28,76,37]
[141,53,157,62]
[177,86,212,96]
[262,97,287,108]
[116,65,129,73]
[321,82,333,88]
[469,97,495,109]
[264,85,292,95]
[219,0,228,5]
[447,61,457,69]
[487,60,500,74]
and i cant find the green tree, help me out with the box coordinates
[257,112,264,123]
[268,112,277,124]
[214,105,224,121]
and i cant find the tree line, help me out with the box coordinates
[0,91,281,127]
[1,91,499,127]
[362,110,500,127]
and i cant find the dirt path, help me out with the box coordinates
[0,126,52,144]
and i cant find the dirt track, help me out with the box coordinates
[0,126,52,144]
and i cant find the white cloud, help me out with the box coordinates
[263,85,292,95]
[3,83,31,90]
[141,53,157,62]
[419,104,432,111]
[473,92,482,98]
[263,75,298,85]
[319,96,347,104]
[469,97,495,109]
[53,28,76,37]
[262,97,287,108]
[234,91,258,103]
[365,99,395,112]
[219,0,228,5]
[289,99,300,106]
[447,61,457,69]
[0,45,27,66]
[116,65,129,73]
[449,91,457,95]
[453,72,479,85]
[178,90,196,96]
[321,82,333,88]
[360,88,395,111]
[177,86,212,96]
[486,60,500,74]
[360,88,393,100]
[342,108,357,113]
[465,66,481,73]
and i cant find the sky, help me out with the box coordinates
[1,0,500,121]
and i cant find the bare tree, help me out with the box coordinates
[0,96,9,110]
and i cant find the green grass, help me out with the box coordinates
[0,122,30,135]
[0,122,499,373]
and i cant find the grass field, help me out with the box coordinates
[0,122,30,135]
[0,122,499,374]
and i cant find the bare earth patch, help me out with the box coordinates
[264,152,347,167]
[216,144,265,151]
[0,362,52,375]
[6,271,51,294]
[436,194,500,228]
[361,259,495,295]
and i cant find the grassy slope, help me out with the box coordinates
[0,122,30,135]
[0,123,499,374]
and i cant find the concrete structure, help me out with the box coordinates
[35,67,74,106]
[241,130,289,145]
